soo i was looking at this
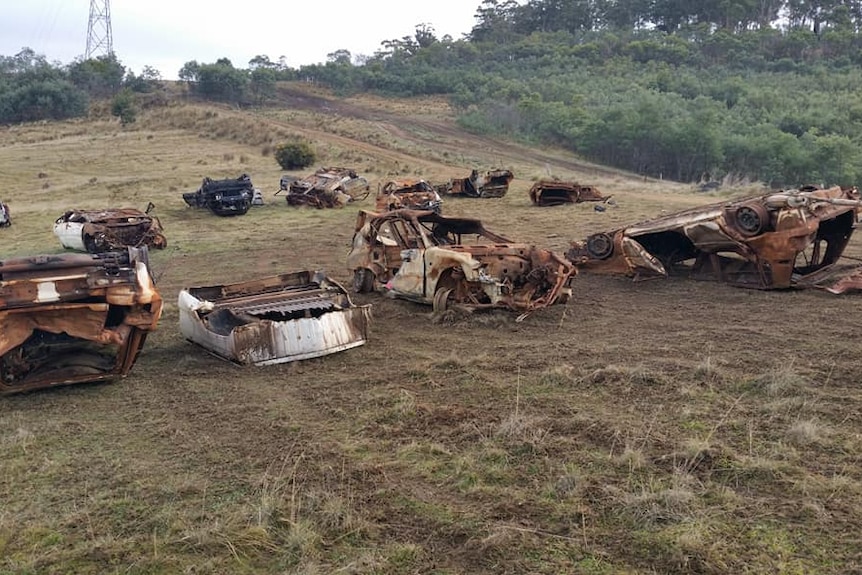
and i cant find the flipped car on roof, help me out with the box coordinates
[53,206,167,253]
[183,174,254,216]
[566,185,862,292]
[178,270,371,365]
[437,169,514,198]
[529,179,609,206]
[280,167,370,208]
[375,179,442,213]
[0,247,163,394]
[347,209,574,319]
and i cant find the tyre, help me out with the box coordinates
[353,268,375,293]
[585,232,614,260]
[432,288,454,313]
[733,203,767,236]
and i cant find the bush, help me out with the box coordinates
[274,141,316,170]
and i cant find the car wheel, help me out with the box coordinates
[733,204,767,236]
[432,288,454,313]
[353,268,375,293]
[585,232,614,260]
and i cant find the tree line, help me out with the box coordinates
[5,0,862,186]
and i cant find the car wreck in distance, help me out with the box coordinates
[0,247,163,394]
[348,209,574,320]
[54,205,167,253]
[178,270,371,365]
[566,185,862,293]
[0,201,10,227]
[183,174,254,216]
[529,179,610,206]
[375,179,442,213]
[279,167,370,208]
[436,169,514,198]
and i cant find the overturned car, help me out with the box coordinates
[183,174,254,216]
[566,185,862,292]
[0,247,163,394]
[280,167,370,208]
[54,206,167,253]
[529,179,609,206]
[347,209,574,319]
[437,169,514,198]
[178,270,371,365]
[375,179,442,213]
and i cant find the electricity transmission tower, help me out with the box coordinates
[85,0,113,60]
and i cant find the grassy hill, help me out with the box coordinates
[1,84,860,574]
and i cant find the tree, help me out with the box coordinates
[67,53,125,98]
[274,141,316,170]
[194,59,248,103]
[111,88,137,125]
[249,66,277,104]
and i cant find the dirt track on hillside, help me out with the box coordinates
[2,89,862,574]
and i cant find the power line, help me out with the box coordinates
[85,0,113,59]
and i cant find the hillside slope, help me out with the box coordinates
[0,85,860,575]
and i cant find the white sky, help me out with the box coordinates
[0,1,482,79]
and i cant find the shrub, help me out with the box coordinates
[274,141,316,170]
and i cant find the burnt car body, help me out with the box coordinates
[437,169,514,198]
[529,179,609,206]
[375,179,443,213]
[53,206,167,253]
[178,270,371,365]
[347,209,574,319]
[566,185,862,292]
[0,247,163,394]
[280,167,370,208]
[183,174,254,216]
[0,201,10,227]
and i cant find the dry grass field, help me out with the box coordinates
[2,83,862,574]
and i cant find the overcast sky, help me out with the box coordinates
[1,1,482,79]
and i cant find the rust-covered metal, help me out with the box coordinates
[529,179,609,206]
[280,167,370,208]
[437,169,514,198]
[375,179,442,213]
[0,247,163,394]
[566,185,862,291]
[347,209,574,320]
[178,270,371,365]
[54,206,167,253]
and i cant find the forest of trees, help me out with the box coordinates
[5,0,862,187]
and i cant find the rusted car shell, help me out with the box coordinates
[54,208,167,253]
[178,270,371,366]
[375,179,442,213]
[347,209,574,319]
[567,185,862,291]
[0,247,163,394]
[283,167,370,208]
[439,169,514,198]
[529,180,609,206]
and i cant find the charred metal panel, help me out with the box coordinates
[281,167,369,208]
[0,247,163,394]
[347,209,573,319]
[567,185,862,290]
[375,179,442,213]
[178,270,371,365]
[438,169,514,198]
[54,207,167,253]
[183,174,254,216]
[529,180,609,206]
